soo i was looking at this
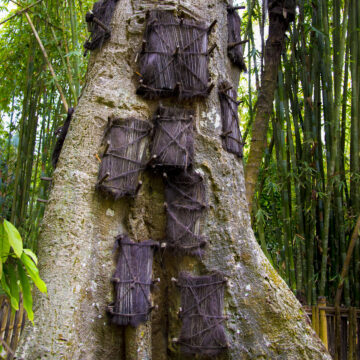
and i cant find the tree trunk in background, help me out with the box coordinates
[17,1,330,359]
[244,1,292,214]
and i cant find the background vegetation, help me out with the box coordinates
[241,0,359,308]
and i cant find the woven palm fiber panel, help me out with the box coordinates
[164,170,207,256]
[107,235,158,327]
[137,10,214,99]
[177,272,228,356]
[150,106,195,170]
[227,6,247,72]
[218,81,243,158]
[52,107,74,168]
[84,0,118,52]
[96,117,152,199]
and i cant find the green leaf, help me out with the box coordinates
[0,222,10,264]
[1,274,11,297]
[7,264,19,310]
[0,273,17,311]
[20,253,47,294]
[17,261,33,323]
[10,293,18,310]
[23,249,38,265]
[310,25,329,38]
[3,220,23,258]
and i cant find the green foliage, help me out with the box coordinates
[0,219,47,322]
[0,0,93,250]
[0,1,95,336]
[245,0,360,306]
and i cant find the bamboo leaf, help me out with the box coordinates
[3,220,23,258]
[64,50,83,57]
[306,25,329,38]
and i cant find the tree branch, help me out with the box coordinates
[0,0,42,26]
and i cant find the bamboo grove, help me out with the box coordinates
[242,0,360,307]
[0,0,358,310]
[0,0,91,251]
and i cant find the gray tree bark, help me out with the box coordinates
[17,0,330,359]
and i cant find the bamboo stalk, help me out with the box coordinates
[50,25,77,105]
[10,34,36,225]
[283,58,305,293]
[311,305,317,333]
[9,302,24,359]
[318,0,338,297]
[334,306,341,360]
[340,45,351,308]
[8,304,20,360]
[20,86,41,224]
[334,214,360,307]
[296,0,316,304]
[60,13,77,105]
[27,95,44,222]
[4,308,15,353]
[335,38,349,303]
[315,305,320,335]
[24,11,68,112]
[349,0,360,308]
[275,73,295,289]
[243,0,254,144]
[318,297,328,349]
[287,34,308,290]
[1,95,15,215]
[0,334,15,359]
[348,307,356,360]
[0,300,9,345]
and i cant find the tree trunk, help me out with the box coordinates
[17,1,330,359]
[244,1,292,214]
